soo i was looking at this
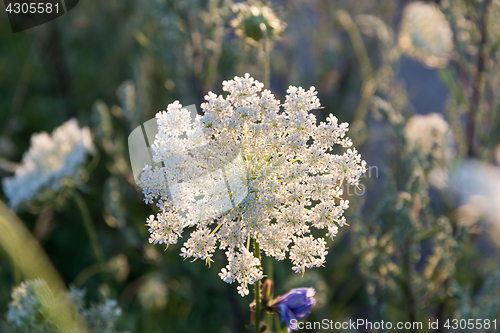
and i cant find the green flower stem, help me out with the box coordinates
[261,22,273,329]
[72,191,109,289]
[265,257,274,331]
[266,257,273,290]
[256,23,273,332]
[254,24,268,332]
[337,10,375,122]
[466,0,492,157]
[254,240,261,333]
[260,23,271,89]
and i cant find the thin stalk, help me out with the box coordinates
[403,239,417,333]
[466,0,492,157]
[260,23,271,89]
[265,256,274,331]
[254,240,261,333]
[260,22,274,331]
[266,257,273,295]
[337,10,376,122]
[72,191,109,288]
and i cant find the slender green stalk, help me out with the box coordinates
[254,240,261,333]
[466,0,492,157]
[264,256,274,331]
[72,191,109,288]
[260,23,271,89]
[260,21,274,331]
[265,257,274,289]
[337,10,376,122]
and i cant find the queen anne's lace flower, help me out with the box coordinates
[404,113,452,160]
[137,74,366,296]
[2,119,93,209]
[449,159,500,225]
[7,279,121,333]
[404,113,455,190]
[399,2,453,68]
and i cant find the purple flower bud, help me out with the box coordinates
[273,287,316,331]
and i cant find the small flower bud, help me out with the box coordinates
[230,1,286,46]
[261,279,274,304]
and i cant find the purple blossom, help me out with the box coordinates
[273,287,316,331]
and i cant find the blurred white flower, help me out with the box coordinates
[7,279,51,331]
[405,113,452,161]
[138,275,168,310]
[405,113,454,189]
[2,119,93,209]
[399,2,453,68]
[138,74,366,296]
[7,279,121,333]
[449,159,500,224]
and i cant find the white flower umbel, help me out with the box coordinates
[399,2,453,68]
[405,113,452,161]
[2,119,93,209]
[449,159,500,225]
[180,227,217,263]
[219,248,264,296]
[137,74,367,296]
[289,236,328,275]
[404,113,455,189]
